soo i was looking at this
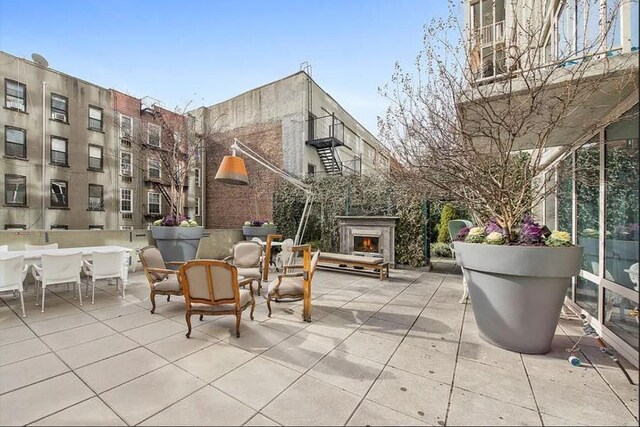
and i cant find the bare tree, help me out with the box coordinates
[380,0,638,239]
[116,101,219,221]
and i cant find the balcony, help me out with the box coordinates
[306,114,345,149]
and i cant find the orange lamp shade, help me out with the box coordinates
[214,155,249,185]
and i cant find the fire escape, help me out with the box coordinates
[306,114,360,175]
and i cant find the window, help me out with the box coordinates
[50,180,68,208]
[120,152,132,176]
[51,137,68,166]
[5,174,26,206]
[5,126,26,158]
[195,197,201,217]
[148,192,161,214]
[120,114,133,139]
[51,94,68,122]
[89,225,103,230]
[50,224,68,230]
[148,123,161,147]
[88,106,103,131]
[88,145,103,170]
[307,163,316,176]
[120,225,133,231]
[88,184,103,210]
[5,79,26,112]
[194,167,201,186]
[148,158,161,179]
[120,188,132,212]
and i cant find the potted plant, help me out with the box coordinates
[453,217,582,353]
[242,220,277,240]
[152,215,203,264]
[375,5,630,354]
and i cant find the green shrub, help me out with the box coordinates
[437,203,457,243]
[430,242,452,257]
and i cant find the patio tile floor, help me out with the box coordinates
[0,258,637,426]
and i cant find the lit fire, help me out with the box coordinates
[356,237,378,252]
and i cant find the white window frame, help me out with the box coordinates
[120,114,133,139]
[195,197,201,217]
[148,192,161,215]
[148,123,161,147]
[120,188,133,213]
[148,158,161,179]
[120,152,133,176]
[194,167,201,187]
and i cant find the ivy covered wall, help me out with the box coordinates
[272,175,429,267]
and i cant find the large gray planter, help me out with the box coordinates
[454,242,583,354]
[151,226,204,264]
[242,225,277,241]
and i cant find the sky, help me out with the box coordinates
[0,0,453,135]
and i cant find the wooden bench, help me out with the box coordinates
[318,252,389,280]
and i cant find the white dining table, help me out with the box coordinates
[1,246,133,284]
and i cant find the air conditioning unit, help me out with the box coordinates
[52,112,67,121]
[122,176,132,183]
[121,213,133,219]
[7,99,23,110]
[120,139,132,148]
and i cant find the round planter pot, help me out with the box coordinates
[151,226,204,264]
[242,225,277,241]
[454,242,583,354]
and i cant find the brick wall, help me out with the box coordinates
[206,122,283,228]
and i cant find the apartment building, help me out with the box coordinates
[192,71,391,228]
[463,0,639,364]
[1,51,117,230]
[1,51,202,231]
[112,91,203,230]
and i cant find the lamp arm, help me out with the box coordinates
[232,139,311,193]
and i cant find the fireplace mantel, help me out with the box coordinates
[336,216,398,267]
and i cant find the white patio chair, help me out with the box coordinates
[24,243,60,288]
[82,250,127,304]
[32,252,83,312]
[0,254,29,317]
[448,219,473,303]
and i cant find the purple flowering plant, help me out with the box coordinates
[456,226,470,241]
[517,215,545,246]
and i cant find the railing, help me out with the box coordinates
[342,156,362,176]
[308,114,344,144]
[471,20,505,47]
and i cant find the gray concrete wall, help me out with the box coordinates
[1,51,117,231]
[307,77,391,176]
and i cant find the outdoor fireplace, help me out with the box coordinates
[337,216,398,267]
[353,236,380,253]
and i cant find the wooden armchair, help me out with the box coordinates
[266,245,319,322]
[138,246,184,314]
[224,241,263,295]
[177,260,255,338]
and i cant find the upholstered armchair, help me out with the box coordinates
[138,246,184,314]
[224,241,263,295]
[177,260,255,338]
[267,246,320,322]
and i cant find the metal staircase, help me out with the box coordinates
[316,146,342,175]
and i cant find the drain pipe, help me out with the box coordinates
[41,81,47,231]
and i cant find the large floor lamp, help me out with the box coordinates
[214,139,314,246]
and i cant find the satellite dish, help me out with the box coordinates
[31,53,49,68]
